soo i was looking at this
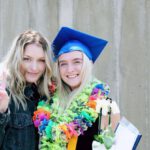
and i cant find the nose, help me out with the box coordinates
[67,63,74,73]
[30,61,38,72]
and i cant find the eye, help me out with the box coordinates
[23,57,31,61]
[59,62,67,67]
[75,61,80,64]
[74,60,83,64]
[39,59,45,63]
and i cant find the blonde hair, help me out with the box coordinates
[54,52,93,111]
[3,30,52,110]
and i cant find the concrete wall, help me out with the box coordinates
[0,0,149,149]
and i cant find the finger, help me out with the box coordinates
[0,81,6,90]
[0,71,7,90]
[0,89,8,97]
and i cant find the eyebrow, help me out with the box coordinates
[23,55,45,59]
[59,58,83,63]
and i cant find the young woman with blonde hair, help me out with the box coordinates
[33,27,120,150]
[0,30,53,150]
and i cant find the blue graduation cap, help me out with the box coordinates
[52,27,108,62]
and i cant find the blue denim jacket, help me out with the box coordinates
[0,84,41,150]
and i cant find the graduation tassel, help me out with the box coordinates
[98,108,102,134]
[108,106,112,125]
[106,97,112,125]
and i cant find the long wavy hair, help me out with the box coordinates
[2,30,52,110]
[53,52,93,111]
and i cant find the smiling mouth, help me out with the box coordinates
[67,74,78,78]
[28,72,39,76]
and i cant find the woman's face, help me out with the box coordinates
[20,43,46,84]
[58,51,83,90]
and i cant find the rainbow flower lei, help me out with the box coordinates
[33,79,110,150]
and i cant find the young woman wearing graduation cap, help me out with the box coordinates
[33,27,120,150]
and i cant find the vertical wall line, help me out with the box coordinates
[58,0,73,28]
[113,0,124,104]
[143,1,149,148]
[0,0,4,57]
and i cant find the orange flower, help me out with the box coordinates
[33,108,51,121]
[59,124,72,140]
[86,100,96,109]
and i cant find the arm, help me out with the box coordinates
[100,100,120,131]
[101,113,120,131]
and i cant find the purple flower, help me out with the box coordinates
[91,88,99,95]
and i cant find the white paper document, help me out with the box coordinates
[112,117,142,150]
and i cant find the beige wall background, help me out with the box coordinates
[0,0,149,149]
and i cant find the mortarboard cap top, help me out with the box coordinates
[52,27,108,62]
